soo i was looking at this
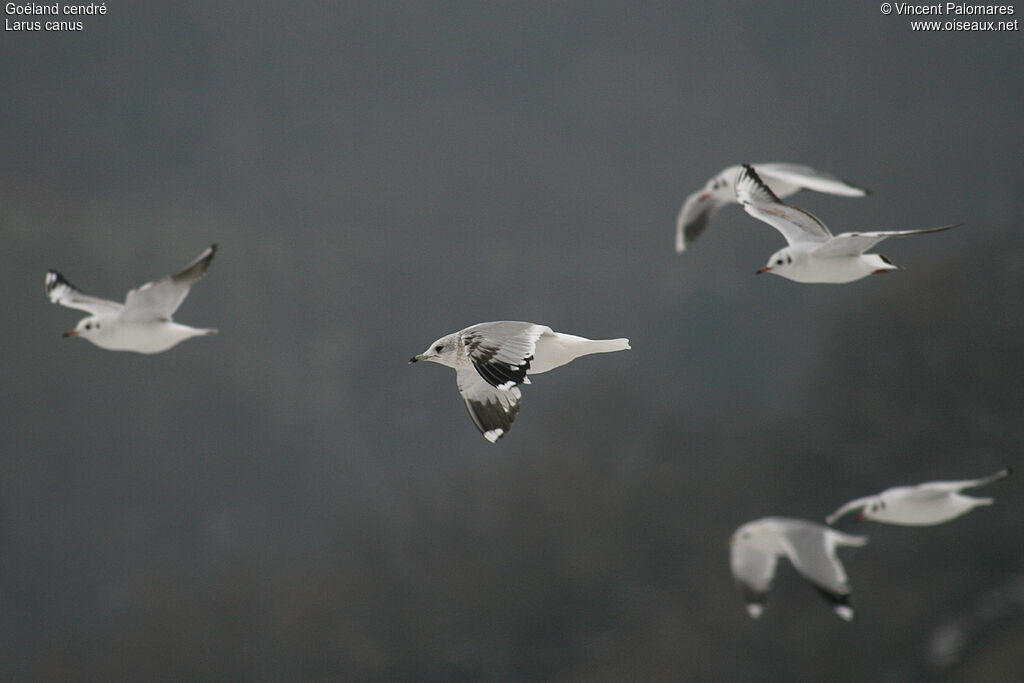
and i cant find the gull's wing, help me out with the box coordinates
[121,244,217,322]
[757,163,869,198]
[812,225,958,257]
[460,322,548,389]
[456,364,522,443]
[735,164,832,245]
[779,519,866,619]
[730,533,779,617]
[45,270,124,316]
[917,468,1011,494]
[825,495,876,525]
[675,189,726,253]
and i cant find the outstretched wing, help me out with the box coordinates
[45,270,123,316]
[461,322,547,389]
[456,364,523,443]
[122,244,217,322]
[757,163,869,197]
[675,189,726,253]
[812,225,958,257]
[736,164,832,245]
[780,521,866,619]
[730,534,779,618]
[918,467,1011,494]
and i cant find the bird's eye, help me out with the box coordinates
[85,323,91,330]
[434,345,443,352]
[776,258,784,266]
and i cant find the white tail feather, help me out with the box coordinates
[529,334,630,374]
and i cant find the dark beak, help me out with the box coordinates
[409,355,420,364]
[756,267,770,275]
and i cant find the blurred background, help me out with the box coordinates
[2,2,1022,680]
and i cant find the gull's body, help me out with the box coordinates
[674,163,867,253]
[730,517,867,621]
[735,164,957,283]
[826,469,1011,526]
[45,244,219,354]
[410,321,629,442]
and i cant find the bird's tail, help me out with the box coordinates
[529,334,629,374]
[577,337,631,355]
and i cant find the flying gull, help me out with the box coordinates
[675,163,867,253]
[730,517,868,621]
[826,469,1011,526]
[410,321,629,442]
[45,244,219,353]
[735,164,958,283]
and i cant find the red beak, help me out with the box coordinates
[63,330,78,338]
[756,266,771,275]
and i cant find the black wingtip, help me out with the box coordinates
[173,245,218,282]
[736,164,781,203]
[465,395,521,443]
[45,269,78,296]
[813,586,855,619]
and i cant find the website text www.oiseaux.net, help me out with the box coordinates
[880,3,1020,30]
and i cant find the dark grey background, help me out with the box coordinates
[2,2,1022,680]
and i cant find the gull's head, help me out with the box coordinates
[702,170,735,202]
[859,498,884,521]
[758,248,795,276]
[66,316,102,339]
[730,527,751,548]
[730,523,770,553]
[409,333,459,367]
[731,519,784,554]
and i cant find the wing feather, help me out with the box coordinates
[735,164,832,245]
[730,532,778,617]
[122,244,217,322]
[675,191,725,253]
[462,322,546,389]
[44,270,123,316]
[456,364,523,442]
[757,163,869,197]
[780,521,865,598]
[812,225,958,257]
